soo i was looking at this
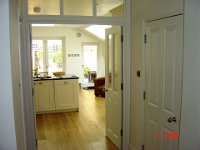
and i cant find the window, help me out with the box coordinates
[63,0,93,16]
[32,38,65,76]
[28,0,60,15]
[28,0,124,17]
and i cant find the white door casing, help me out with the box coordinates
[144,15,183,150]
[105,26,122,149]
[22,1,131,148]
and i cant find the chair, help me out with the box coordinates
[94,77,105,97]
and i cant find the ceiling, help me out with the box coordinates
[31,24,112,40]
[28,0,123,16]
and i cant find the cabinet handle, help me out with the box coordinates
[39,82,43,85]
[64,82,67,84]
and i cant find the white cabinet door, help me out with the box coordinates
[54,79,79,110]
[34,80,55,112]
[144,15,183,150]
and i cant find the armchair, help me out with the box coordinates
[94,77,105,97]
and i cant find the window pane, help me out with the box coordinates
[47,40,63,75]
[28,0,60,15]
[108,34,113,89]
[63,0,92,16]
[96,0,124,17]
[114,34,120,92]
[32,40,44,74]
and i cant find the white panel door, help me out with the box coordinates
[105,26,122,149]
[144,15,183,150]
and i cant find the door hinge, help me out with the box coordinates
[144,34,147,44]
[121,34,123,43]
[121,83,124,90]
[142,144,144,150]
[143,91,146,100]
[120,129,123,136]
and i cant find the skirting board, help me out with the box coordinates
[128,144,138,150]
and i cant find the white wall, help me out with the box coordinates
[179,0,200,149]
[32,27,105,83]
[0,1,17,149]
[0,0,26,149]
[130,0,183,149]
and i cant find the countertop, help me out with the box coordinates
[33,75,79,81]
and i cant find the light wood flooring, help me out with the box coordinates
[36,89,119,150]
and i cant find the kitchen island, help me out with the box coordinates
[33,75,79,114]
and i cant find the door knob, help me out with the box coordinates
[168,117,176,123]
[105,89,108,92]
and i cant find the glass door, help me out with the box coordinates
[82,44,97,83]
[32,38,65,77]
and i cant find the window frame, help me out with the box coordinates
[32,37,66,75]
[28,0,125,17]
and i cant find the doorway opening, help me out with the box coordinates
[82,44,98,88]
[31,24,122,150]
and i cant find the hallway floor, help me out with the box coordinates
[36,89,119,150]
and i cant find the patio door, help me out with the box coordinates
[105,26,122,149]
[82,44,97,83]
[32,38,65,76]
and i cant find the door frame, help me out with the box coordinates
[20,1,131,150]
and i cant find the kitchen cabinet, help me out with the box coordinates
[34,80,55,112]
[34,79,79,113]
[54,80,79,110]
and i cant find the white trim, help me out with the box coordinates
[60,0,64,16]
[27,16,126,25]
[22,0,131,149]
[122,0,131,149]
[92,0,97,16]
[128,144,138,150]
[141,20,146,148]
[20,22,37,150]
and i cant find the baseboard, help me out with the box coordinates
[128,144,137,150]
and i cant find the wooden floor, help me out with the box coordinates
[36,89,119,150]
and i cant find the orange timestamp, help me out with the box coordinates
[156,131,179,140]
